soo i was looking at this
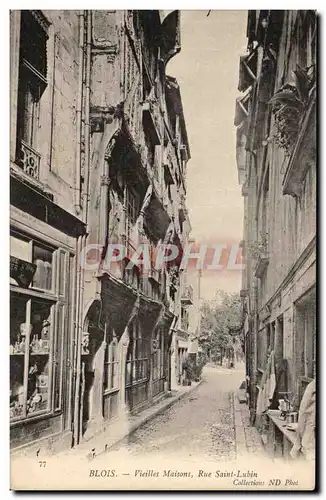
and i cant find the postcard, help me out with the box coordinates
[9,9,316,491]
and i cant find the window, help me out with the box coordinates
[10,230,69,423]
[152,328,165,387]
[295,286,316,402]
[10,232,54,292]
[10,294,54,420]
[103,327,119,393]
[124,186,140,288]
[257,325,269,371]
[126,319,149,386]
[124,266,140,290]
[16,11,49,179]
[300,305,316,379]
[152,328,165,398]
[181,307,189,331]
[270,322,275,349]
[151,280,160,301]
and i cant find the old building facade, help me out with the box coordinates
[10,10,191,455]
[235,10,316,457]
[172,267,202,387]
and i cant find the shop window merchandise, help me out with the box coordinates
[10,231,70,423]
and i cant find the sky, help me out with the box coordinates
[167,10,248,301]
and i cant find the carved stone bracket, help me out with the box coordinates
[100,175,111,187]
[81,331,90,355]
[90,104,123,133]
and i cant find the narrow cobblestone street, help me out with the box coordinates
[96,364,248,463]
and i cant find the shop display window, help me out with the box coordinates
[10,229,70,424]
[32,243,54,291]
[10,294,54,421]
[10,232,55,292]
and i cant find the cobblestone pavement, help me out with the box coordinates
[99,365,246,463]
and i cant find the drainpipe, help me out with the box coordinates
[83,10,92,229]
[72,11,90,445]
[74,11,85,214]
[68,244,77,432]
[72,234,82,445]
[77,234,87,444]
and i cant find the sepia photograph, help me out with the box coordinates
[8,9,317,491]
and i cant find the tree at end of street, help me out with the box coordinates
[199,290,243,367]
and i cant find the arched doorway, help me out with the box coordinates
[80,299,105,440]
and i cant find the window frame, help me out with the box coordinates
[10,293,55,422]
[126,319,150,387]
[10,230,57,295]
[10,230,70,425]
[152,328,165,382]
[294,286,316,406]
[103,325,120,394]
[15,10,49,175]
